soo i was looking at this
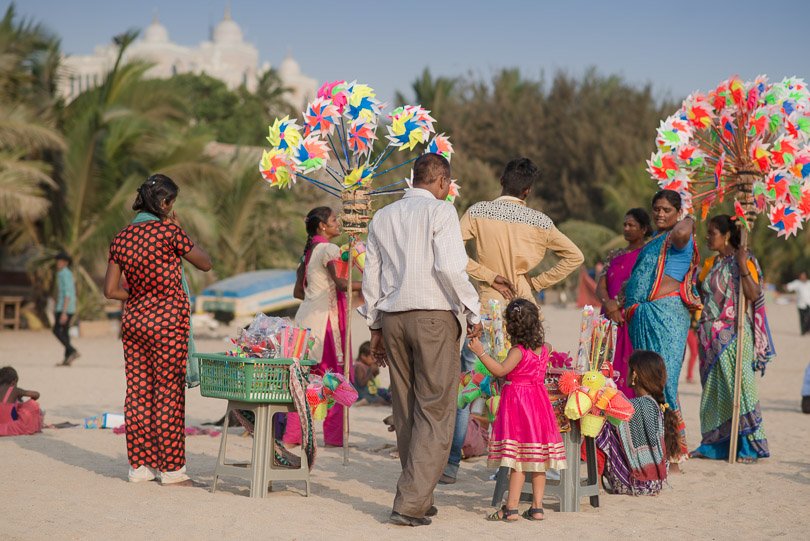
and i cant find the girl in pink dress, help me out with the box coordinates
[0,366,43,437]
[469,299,566,522]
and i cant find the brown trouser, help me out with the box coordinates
[382,310,461,518]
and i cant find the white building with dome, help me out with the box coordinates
[58,7,317,108]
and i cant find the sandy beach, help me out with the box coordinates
[1,302,809,541]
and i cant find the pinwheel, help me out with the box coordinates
[344,82,382,123]
[266,116,302,153]
[347,119,377,155]
[302,97,339,137]
[426,133,454,160]
[259,148,296,189]
[292,136,330,174]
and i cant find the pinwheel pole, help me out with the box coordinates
[728,174,756,464]
[259,79,457,467]
[340,188,373,466]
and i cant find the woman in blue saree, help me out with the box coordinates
[624,190,700,460]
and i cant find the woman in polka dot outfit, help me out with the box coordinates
[105,174,212,485]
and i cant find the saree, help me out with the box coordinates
[595,395,667,496]
[694,254,775,460]
[625,231,698,457]
[602,247,642,398]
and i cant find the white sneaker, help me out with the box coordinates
[159,466,190,485]
[128,465,158,483]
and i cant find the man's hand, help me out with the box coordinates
[467,322,483,339]
[59,313,68,325]
[370,329,388,367]
[492,275,516,300]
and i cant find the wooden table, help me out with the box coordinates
[0,296,24,330]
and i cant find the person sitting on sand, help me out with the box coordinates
[354,341,392,405]
[591,351,679,496]
[0,366,44,437]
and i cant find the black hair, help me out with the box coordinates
[651,189,682,212]
[628,350,683,461]
[708,214,742,249]
[500,157,539,197]
[54,251,73,265]
[358,341,371,357]
[626,207,653,238]
[412,153,450,186]
[0,366,18,386]
[132,174,179,219]
[504,298,544,350]
[302,207,333,259]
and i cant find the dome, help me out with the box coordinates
[213,7,243,44]
[143,16,169,43]
[279,52,301,78]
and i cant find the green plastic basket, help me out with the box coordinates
[193,352,317,404]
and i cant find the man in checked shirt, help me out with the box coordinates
[362,153,482,527]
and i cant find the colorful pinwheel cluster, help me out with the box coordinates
[259,79,456,201]
[647,75,810,237]
[386,106,436,151]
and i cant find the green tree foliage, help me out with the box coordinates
[169,69,293,146]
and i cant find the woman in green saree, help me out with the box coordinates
[692,215,775,463]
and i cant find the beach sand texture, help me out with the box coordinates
[1,302,808,540]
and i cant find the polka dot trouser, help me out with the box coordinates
[123,324,187,472]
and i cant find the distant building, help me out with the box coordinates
[57,6,317,108]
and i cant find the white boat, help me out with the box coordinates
[196,269,300,317]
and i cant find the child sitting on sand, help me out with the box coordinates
[354,341,392,405]
[0,366,44,436]
[592,350,679,495]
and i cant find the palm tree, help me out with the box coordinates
[0,5,64,248]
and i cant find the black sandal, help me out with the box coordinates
[486,505,519,522]
[522,507,545,521]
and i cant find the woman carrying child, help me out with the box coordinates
[0,366,43,436]
[593,350,681,495]
[469,298,566,522]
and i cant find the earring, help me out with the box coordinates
[630,372,637,386]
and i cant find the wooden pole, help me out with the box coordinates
[728,173,755,464]
[343,235,354,467]
[727,226,748,464]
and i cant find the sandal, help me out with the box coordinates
[486,505,519,522]
[737,456,757,464]
[522,507,545,521]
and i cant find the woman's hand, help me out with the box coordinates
[469,336,485,357]
[605,301,625,324]
[165,211,181,228]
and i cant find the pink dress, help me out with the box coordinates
[488,345,567,472]
[0,386,43,437]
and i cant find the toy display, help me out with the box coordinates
[306,372,359,420]
[225,313,314,360]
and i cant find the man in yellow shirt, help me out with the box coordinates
[439,157,583,485]
[460,157,584,304]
